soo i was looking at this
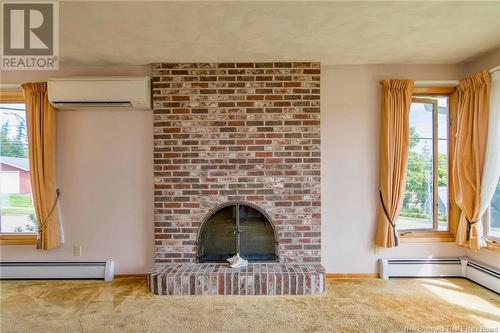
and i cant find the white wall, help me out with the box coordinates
[462,47,500,76]
[0,66,154,274]
[2,62,497,274]
[321,64,469,274]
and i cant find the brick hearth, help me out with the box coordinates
[149,263,325,295]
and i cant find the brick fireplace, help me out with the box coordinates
[149,62,324,295]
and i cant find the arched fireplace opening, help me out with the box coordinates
[197,202,278,263]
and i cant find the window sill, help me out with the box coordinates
[485,239,500,253]
[0,233,37,245]
[399,231,455,243]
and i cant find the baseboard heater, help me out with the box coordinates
[461,258,500,294]
[0,260,115,281]
[380,257,499,294]
[379,258,462,279]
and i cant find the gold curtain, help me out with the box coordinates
[453,71,490,250]
[448,92,460,237]
[22,82,60,250]
[375,79,414,248]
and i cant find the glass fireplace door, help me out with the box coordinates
[198,203,277,263]
[239,205,276,261]
[198,205,236,262]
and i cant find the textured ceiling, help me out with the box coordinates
[59,1,500,65]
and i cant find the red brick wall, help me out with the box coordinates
[152,62,321,264]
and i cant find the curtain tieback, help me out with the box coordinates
[379,189,399,246]
[36,189,61,246]
[378,189,395,227]
[465,218,479,241]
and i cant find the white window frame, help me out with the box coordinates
[484,205,500,242]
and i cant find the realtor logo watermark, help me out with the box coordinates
[1,1,59,70]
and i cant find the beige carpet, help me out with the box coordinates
[1,277,499,332]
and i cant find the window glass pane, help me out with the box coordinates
[437,97,449,231]
[490,180,500,239]
[399,101,435,230]
[0,103,37,233]
[436,97,448,140]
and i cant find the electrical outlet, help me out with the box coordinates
[74,245,82,257]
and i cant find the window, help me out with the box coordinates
[1,94,37,244]
[486,179,500,240]
[398,96,449,232]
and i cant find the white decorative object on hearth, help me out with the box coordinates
[227,253,248,269]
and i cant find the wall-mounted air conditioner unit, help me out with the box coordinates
[48,76,151,110]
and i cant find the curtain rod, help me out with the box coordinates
[414,80,459,88]
[414,64,499,87]
[0,83,22,91]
